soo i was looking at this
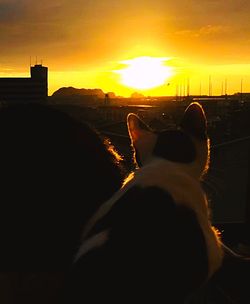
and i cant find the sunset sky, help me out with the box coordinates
[1,0,250,97]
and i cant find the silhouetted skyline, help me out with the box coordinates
[1,1,250,96]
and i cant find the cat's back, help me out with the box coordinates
[69,161,211,304]
[67,181,209,303]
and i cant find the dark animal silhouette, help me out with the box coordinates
[0,103,126,303]
[67,102,223,303]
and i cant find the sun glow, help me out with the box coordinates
[115,56,173,90]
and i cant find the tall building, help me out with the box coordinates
[0,64,48,103]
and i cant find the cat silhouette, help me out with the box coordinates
[68,102,223,303]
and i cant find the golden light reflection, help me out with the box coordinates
[115,57,173,90]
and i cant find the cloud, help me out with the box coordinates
[1,0,250,70]
[175,25,230,38]
[0,1,26,23]
[0,1,73,53]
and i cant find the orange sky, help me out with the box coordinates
[1,0,250,97]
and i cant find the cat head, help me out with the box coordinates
[127,102,209,179]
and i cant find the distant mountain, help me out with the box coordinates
[52,87,106,98]
[131,92,144,98]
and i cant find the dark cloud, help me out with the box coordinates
[0,0,250,69]
[0,1,26,22]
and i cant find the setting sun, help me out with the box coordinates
[115,57,173,90]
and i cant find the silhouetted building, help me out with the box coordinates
[104,93,111,106]
[0,64,48,103]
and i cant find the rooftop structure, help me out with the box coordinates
[0,64,48,103]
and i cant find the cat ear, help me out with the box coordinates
[127,113,151,141]
[180,102,207,140]
[127,113,156,166]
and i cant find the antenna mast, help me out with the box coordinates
[187,77,190,97]
[241,78,243,101]
[208,75,212,96]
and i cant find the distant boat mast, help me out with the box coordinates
[208,75,212,96]
[187,78,190,97]
[241,78,243,101]
[225,78,227,95]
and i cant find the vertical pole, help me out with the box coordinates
[241,78,243,102]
